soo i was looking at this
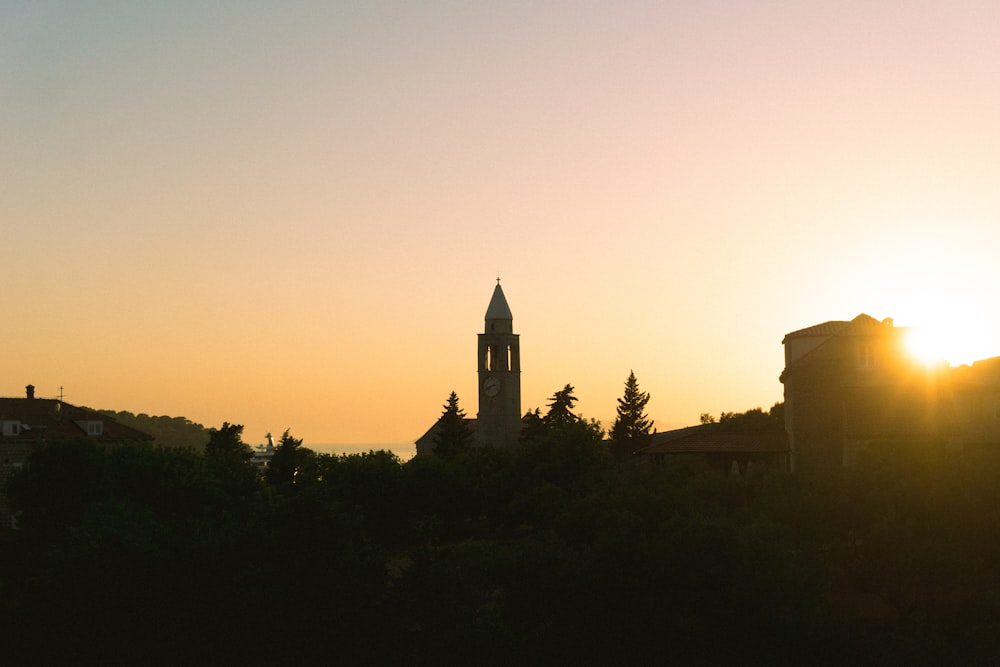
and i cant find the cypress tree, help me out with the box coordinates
[610,371,654,452]
[434,391,473,457]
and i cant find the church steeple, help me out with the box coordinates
[477,280,521,448]
[485,280,513,328]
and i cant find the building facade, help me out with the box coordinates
[780,314,959,473]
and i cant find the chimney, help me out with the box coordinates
[26,385,35,400]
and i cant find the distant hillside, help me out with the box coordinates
[98,410,211,451]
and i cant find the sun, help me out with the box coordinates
[904,321,998,368]
[904,326,951,366]
[847,211,1000,368]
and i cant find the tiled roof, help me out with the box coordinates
[780,314,905,382]
[636,429,789,455]
[414,417,477,448]
[782,314,888,343]
[0,398,152,442]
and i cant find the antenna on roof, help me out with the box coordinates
[58,386,65,402]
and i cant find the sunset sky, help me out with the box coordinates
[3,1,1000,449]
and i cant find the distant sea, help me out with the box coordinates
[309,443,417,461]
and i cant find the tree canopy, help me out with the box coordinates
[543,384,580,430]
[205,421,251,459]
[433,391,473,458]
[265,429,314,487]
[699,403,785,431]
[6,429,1000,663]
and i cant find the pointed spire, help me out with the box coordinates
[485,281,513,321]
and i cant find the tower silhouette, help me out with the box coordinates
[476,280,521,448]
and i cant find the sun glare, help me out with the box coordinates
[904,323,997,368]
[904,327,950,366]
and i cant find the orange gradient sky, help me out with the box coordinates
[3,2,1000,447]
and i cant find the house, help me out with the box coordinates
[945,357,1000,455]
[780,314,965,473]
[641,313,1000,476]
[0,385,153,531]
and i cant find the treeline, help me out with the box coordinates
[699,402,785,431]
[3,418,1000,663]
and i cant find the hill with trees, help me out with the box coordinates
[97,410,210,450]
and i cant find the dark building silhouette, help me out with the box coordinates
[778,314,1000,473]
[0,385,153,530]
[475,281,521,449]
[636,429,790,473]
[416,282,522,454]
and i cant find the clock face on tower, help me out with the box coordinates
[483,375,501,397]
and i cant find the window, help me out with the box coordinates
[858,345,875,368]
[486,346,494,371]
[2,421,19,436]
[75,421,104,436]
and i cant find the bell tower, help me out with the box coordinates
[477,280,521,448]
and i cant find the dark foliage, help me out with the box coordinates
[610,370,654,454]
[205,421,252,459]
[433,391,473,458]
[521,384,605,448]
[4,429,1000,663]
[701,402,785,431]
[264,428,314,489]
[543,383,580,431]
[518,407,545,444]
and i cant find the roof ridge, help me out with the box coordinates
[783,313,891,341]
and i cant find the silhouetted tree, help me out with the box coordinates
[519,408,546,444]
[266,429,311,487]
[434,391,473,458]
[205,422,252,459]
[203,422,259,503]
[544,384,580,431]
[610,371,654,454]
[699,404,784,432]
[515,385,606,482]
[540,384,604,444]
